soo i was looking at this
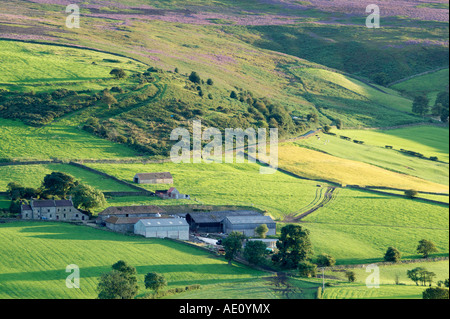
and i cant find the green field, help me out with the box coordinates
[323,260,449,299]
[0,163,138,193]
[293,129,449,187]
[0,221,270,299]
[391,69,449,100]
[85,162,321,219]
[0,118,138,161]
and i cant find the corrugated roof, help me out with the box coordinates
[187,210,261,224]
[225,215,275,225]
[99,205,166,216]
[135,172,173,180]
[138,218,188,227]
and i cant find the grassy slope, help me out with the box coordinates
[0,221,267,299]
[0,164,138,193]
[85,162,321,220]
[391,68,449,101]
[278,143,448,193]
[292,130,449,187]
[323,261,449,299]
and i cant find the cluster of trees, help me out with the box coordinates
[384,239,438,263]
[0,88,97,126]
[7,172,106,213]
[412,91,449,122]
[97,260,200,299]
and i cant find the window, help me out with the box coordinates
[75,214,79,218]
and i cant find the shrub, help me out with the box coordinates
[315,254,336,267]
[189,72,201,84]
[404,189,418,199]
[206,78,214,85]
[384,247,402,263]
[298,261,317,278]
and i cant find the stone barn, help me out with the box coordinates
[222,215,276,237]
[134,172,173,184]
[134,218,189,240]
[155,187,190,200]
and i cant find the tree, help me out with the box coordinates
[323,125,332,133]
[412,95,429,117]
[97,270,139,299]
[206,78,214,86]
[423,287,449,299]
[255,224,269,238]
[307,112,318,123]
[316,253,336,267]
[335,118,343,129]
[144,272,167,295]
[222,231,246,265]
[110,68,127,79]
[272,225,313,269]
[189,71,201,84]
[417,239,438,258]
[404,189,418,199]
[298,261,317,278]
[373,72,390,86]
[70,183,106,212]
[42,172,77,198]
[97,261,138,299]
[230,91,238,99]
[407,267,425,286]
[384,246,402,263]
[102,90,117,109]
[243,240,267,265]
[345,271,356,283]
[407,267,435,286]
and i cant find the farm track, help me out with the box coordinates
[284,186,338,223]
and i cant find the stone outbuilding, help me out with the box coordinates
[133,172,173,184]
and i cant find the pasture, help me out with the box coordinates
[294,130,449,187]
[323,260,449,299]
[278,143,448,193]
[0,221,267,299]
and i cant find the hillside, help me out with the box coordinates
[0,0,448,301]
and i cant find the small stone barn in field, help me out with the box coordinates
[186,210,261,233]
[134,172,173,184]
[222,215,276,237]
[134,218,189,240]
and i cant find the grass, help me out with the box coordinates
[323,260,449,299]
[278,143,448,193]
[294,130,449,187]
[84,162,321,220]
[0,118,138,161]
[0,164,138,193]
[0,221,267,299]
[391,68,449,99]
[340,126,450,163]
[0,40,146,93]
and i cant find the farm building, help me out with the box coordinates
[134,172,173,184]
[21,199,88,221]
[155,187,190,200]
[186,210,262,233]
[222,215,276,237]
[134,218,189,240]
[104,215,170,233]
[97,205,166,223]
[246,239,278,250]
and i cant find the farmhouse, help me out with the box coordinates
[222,215,276,237]
[155,187,190,200]
[185,210,262,233]
[21,199,88,221]
[134,218,189,240]
[97,205,166,223]
[134,172,173,184]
